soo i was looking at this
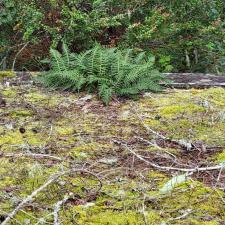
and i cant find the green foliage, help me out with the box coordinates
[39,44,165,104]
[1,0,225,73]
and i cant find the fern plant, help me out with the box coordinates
[38,44,166,104]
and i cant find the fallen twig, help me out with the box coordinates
[54,193,74,225]
[135,136,177,159]
[130,103,193,151]
[113,140,225,173]
[168,209,194,221]
[1,169,101,225]
[2,153,63,161]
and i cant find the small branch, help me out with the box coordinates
[54,193,74,225]
[113,140,225,173]
[1,173,63,225]
[2,153,63,161]
[12,42,29,71]
[168,209,194,221]
[1,169,99,225]
[135,136,177,159]
[130,103,193,151]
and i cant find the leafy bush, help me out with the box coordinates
[1,0,225,73]
[38,45,165,104]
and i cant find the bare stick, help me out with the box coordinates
[2,153,62,161]
[130,103,193,151]
[53,193,74,225]
[1,169,95,225]
[114,140,225,173]
[168,209,194,221]
[12,42,29,71]
[135,136,177,159]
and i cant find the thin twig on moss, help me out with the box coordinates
[1,169,101,225]
[113,140,225,173]
[53,193,74,225]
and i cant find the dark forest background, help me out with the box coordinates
[1,0,225,73]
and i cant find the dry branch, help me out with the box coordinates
[2,153,63,161]
[130,103,193,151]
[53,193,74,225]
[1,169,100,225]
[114,140,225,173]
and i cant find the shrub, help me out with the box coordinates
[38,44,165,104]
[1,0,225,73]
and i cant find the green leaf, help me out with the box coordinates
[159,174,188,194]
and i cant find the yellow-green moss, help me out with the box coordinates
[159,104,205,119]
[179,219,219,225]
[71,143,99,153]
[74,208,146,225]
[159,181,225,221]
[24,91,59,107]
[0,71,16,78]
[2,89,17,98]
[9,109,33,117]
[55,126,74,136]
[0,126,4,134]
[1,83,225,224]
[138,88,225,145]
[212,150,225,163]
[0,130,46,148]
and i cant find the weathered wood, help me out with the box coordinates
[2,72,225,88]
[164,73,225,88]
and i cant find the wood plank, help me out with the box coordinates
[3,72,225,88]
[164,73,225,88]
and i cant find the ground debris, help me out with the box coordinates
[0,75,225,224]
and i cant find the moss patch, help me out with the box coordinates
[1,75,225,224]
[0,71,16,78]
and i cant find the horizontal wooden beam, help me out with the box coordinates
[2,72,225,88]
[164,73,225,88]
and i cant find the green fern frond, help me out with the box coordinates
[39,44,166,105]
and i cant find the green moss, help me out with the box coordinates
[56,126,74,136]
[2,89,17,98]
[74,208,145,225]
[0,71,16,78]
[9,109,33,117]
[0,130,46,148]
[212,150,225,163]
[159,104,205,119]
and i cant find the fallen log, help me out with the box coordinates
[164,73,225,88]
[2,72,225,88]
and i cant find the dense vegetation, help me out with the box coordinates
[39,44,165,104]
[1,1,225,224]
[1,0,225,73]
